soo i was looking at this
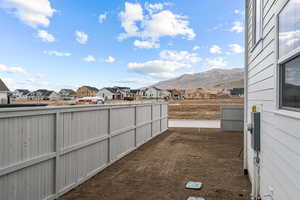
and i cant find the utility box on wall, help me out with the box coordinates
[250,112,261,152]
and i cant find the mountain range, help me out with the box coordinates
[152,68,244,90]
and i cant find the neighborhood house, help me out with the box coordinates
[76,86,99,97]
[27,89,60,101]
[0,78,9,104]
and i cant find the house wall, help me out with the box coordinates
[12,91,27,100]
[97,89,114,100]
[144,88,160,98]
[0,103,168,200]
[246,0,300,199]
[0,91,8,104]
[77,87,98,97]
[49,92,61,100]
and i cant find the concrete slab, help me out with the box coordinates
[168,120,220,128]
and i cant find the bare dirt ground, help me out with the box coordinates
[169,98,244,120]
[11,100,76,106]
[59,128,250,200]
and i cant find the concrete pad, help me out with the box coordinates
[186,197,205,200]
[168,120,220,128]
[185,181,203,190]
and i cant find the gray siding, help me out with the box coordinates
[246,0,300,199]
[0,103,168,200]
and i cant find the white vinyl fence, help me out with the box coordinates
[220,105,244,132]
[0,103,168,200]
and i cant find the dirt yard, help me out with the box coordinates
[59,128,250,200]
[168,98,244,120]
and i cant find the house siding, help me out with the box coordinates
[96,89,114,100]
[0,92,8,104]
[246,0,300,199]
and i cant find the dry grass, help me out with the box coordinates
[168,97,244,120]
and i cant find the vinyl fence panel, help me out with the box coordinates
[0,103,168,200]
[220,105,244,132]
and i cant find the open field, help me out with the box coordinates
[12,97,243,120]
[11,99,77,106]
[59,128,250,200]
[168,98,243,120]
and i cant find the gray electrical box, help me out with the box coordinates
[250,112,261,152]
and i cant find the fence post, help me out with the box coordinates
[107,107,111,164]
[160,104,162,132]
[151,104,153,137]
[134,106,137,147]
[55,111,62,194]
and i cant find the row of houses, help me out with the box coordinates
[1,78,244,103]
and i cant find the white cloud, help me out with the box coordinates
[83,55,96,62]
[98,12,107,24]
[105,56,115,63]
[192,45,200,51]
[1,0,55,28]
[142,10,196,41]
[75,31,88,44]
[204,57,227,71]
[118,2,144,40]
[145,3,164,14]
[210,45,222,54]
[160,50,201,63]
[118,2,195,47]
[8,67,27,74]
[229,44,244,54]
[234,9,244,15]
[127,49,200,79]
[37,30,55,42]
[0,64,27,74]
[44,50,71,57]
[230,21,244,33]
[36,73,45,79]
[128,60,191,79]
[134,40,159,49]
[279,30,300,47]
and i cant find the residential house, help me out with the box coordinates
[130,89,142,99]
[97,87,117,100]
[76,86,99,97]
[59,89,76,100]
[115,86,131,97]
[0,78,9,104]
[12,89,30,100]
[244,0,300,199]
[27,89,60,101]
[206,90,219,99]
[170,89,186,100]
[97,86,131,100]
[160,89,172,99]
[221,88,232,96]
[230,88,244,96]
[185,88,207,99]
[142,87,161,99]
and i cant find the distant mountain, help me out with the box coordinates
[152,68,244,89]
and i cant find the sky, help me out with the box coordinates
[0,0,245,91]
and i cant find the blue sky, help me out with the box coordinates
[0,0,244,91]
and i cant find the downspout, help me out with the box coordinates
[244,0,249,175]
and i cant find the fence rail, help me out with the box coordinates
[0,103,168,200]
